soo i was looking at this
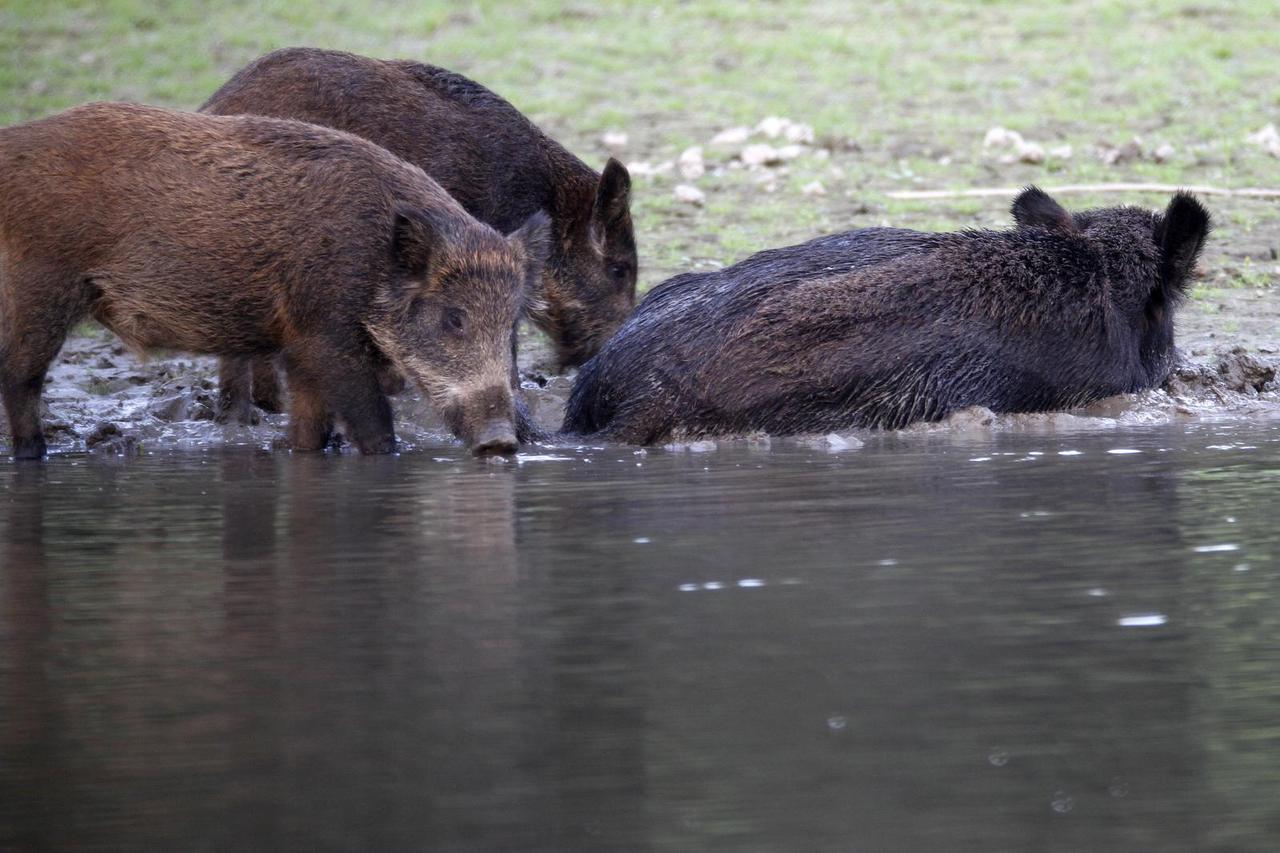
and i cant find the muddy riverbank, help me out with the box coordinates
[9,283,1280,458]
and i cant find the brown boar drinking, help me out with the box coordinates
[563,187,1211,443]
[202,47,637,417]
[0,102,548,459]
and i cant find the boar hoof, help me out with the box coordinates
[12,434,47,460]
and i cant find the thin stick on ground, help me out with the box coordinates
[887,184,1280,200]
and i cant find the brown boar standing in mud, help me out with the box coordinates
[202,46,637,416]
[0,102,549,459]
[563,188,1210,443]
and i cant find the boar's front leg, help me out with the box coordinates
[216,356,258,425]
[283,342,394,454]
[250,357,284,412]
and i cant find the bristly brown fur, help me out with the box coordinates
[563,188,1211,443]
[202,47,637,399]
[0,102,546,458]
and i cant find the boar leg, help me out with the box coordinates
[1,267,89,459]
[250,357,285,412]
[332,375,396,454]
[216,357,258,425]
[283,372,334,452]
[283,344,394,454]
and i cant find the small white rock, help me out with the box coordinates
[601,130,628,148]
[1048,144,1074,159]
[673,184,705,205]
[983,126,1025,149]
[1153,142,1176,163]
[784,123,815,144]
[678,145,705,180]
[800,180,826,196]
[741,143,780,167]
[775,144,805,161]
[1017,141,1046,164]
[756,116,791,138]
[711,126,751,145]
[1246,124,1280,157]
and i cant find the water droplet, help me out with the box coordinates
[988,749,1009,767]
[1087,587,1108,597]
[1118,613,1167,627]
[737,578,765,588]
[827,716,847,731]
[1225,516,1237,523]
[969,456,992,462]
[633,537,651,544]
[702,581,724,591]
[1050,791,1075,814]
[677,583,699,592]
[1234,563,1251,572]
[1193,543,1239,553]
[1058,450,1082,456]
[876,559,898,566]
[1107,448,1142,455]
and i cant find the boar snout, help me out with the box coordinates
[471,419,519,456]
[443,383,519,456]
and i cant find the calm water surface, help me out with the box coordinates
[3,421,1280,851]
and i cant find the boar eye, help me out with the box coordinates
[608,262,631,283]
[442,307,467,336]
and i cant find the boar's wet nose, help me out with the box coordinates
[472,420,519,457]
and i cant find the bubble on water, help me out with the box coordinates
[1107,448,1142,455]
[677,583,699,592]
[702,581,724,591]
[1109,778,1130,798]
[633,537,651,544]
[1118,613,1167,627]
[987,749,1009,767]
[1050,791,1075,814]
[737,578,765,588]
[1193,543,1239,553]
[1058,450,1082,456]
[827,716,847,731]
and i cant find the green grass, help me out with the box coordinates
[2,0,1278,295]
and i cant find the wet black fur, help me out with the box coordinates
[563,188,1211,443]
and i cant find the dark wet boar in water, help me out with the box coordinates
[202,46,636,414]
[563,188,1210,443]
[0,102,548,459]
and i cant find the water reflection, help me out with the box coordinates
[1,424,1279,850]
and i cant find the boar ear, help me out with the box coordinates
[1011,186,1076,232]
[510,209,552,300]
[1156,192,1211,295]
[392,204,448,276]
[592,158,632,239]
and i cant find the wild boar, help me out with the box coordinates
[563,188,1210,443]
[0,102,548,459]
[202,46,637,416]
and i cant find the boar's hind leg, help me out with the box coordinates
[1,267,94,459]
[216,356,258,425]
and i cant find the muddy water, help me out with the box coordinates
[3,421,1280,851]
